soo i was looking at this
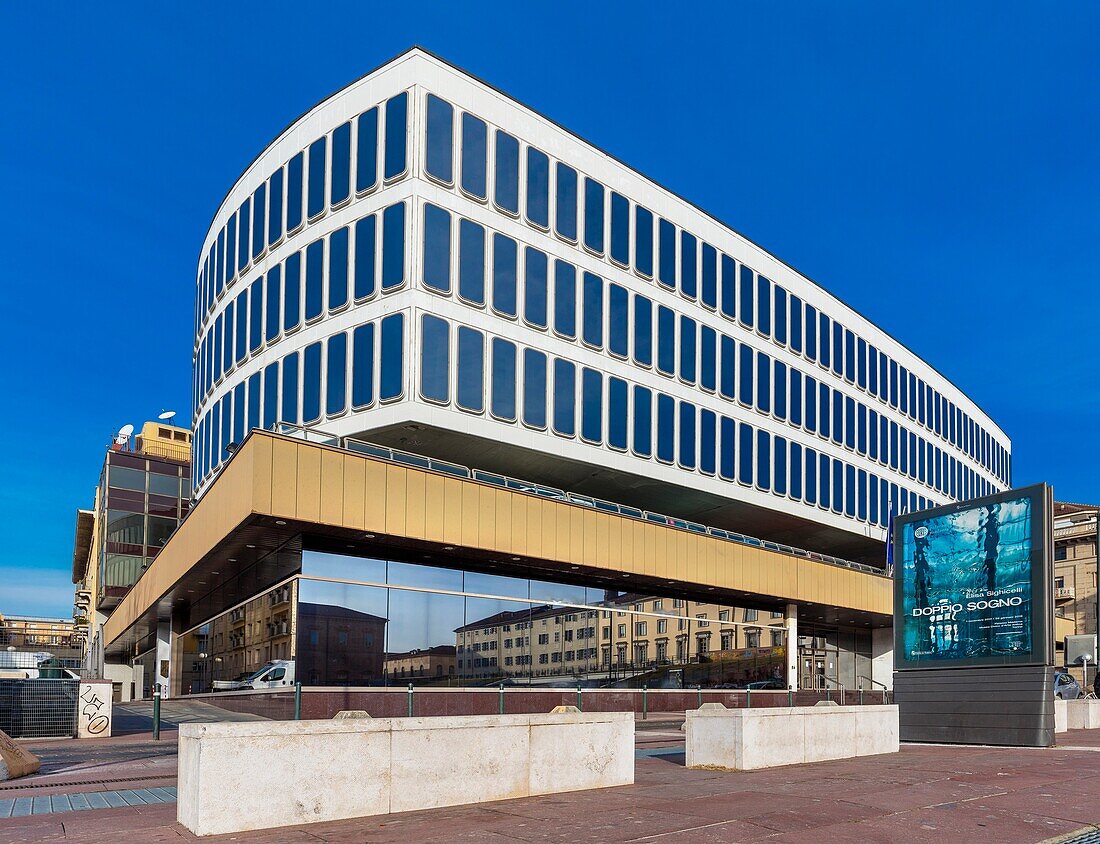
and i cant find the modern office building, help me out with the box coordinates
[103,48,1011,700]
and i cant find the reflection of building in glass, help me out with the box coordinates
[0,615,81,663]
[201,581,298,689]
[1054,502,1098,638]
[383,646,456,682]
[297,601,387,686]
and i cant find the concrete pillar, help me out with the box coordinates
[872,627,893,691]
[155,621,172,699]
[785,604,799,691]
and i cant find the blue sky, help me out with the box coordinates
[1,3,1097,618]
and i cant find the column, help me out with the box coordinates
[785,603,798,691]
[155,621,172,698]
[871,627,893,691]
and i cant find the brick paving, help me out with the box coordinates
[3,721,1100,843]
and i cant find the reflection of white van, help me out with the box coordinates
[241,660,294,689]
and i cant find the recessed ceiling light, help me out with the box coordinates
[622,574,630,578]
[211,571,219,575]
[246,544,256,549]
[444,546,454,551]
[511,557,520,561]
[570,566,578,570]
[364,533,375,539]
[346,544,355,549]
[227,559,236,563]
[275,520,286,526]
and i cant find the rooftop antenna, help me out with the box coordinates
[115,423,135,450]
[158,410,177,424]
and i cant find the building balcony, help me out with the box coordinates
[1056,587,1076,602]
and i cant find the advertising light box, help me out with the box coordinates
[894,484,1052,670]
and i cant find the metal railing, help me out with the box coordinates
[0,679,80,738]
[272,424,890,580]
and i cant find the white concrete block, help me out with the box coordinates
[77,681,113,738]
[855,706,900,756]
[1054,699,1068,734]
[1066,699,1100,730]
[529,712,633,795]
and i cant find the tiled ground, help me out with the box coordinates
[3,720,1100,843]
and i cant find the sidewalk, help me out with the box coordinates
[4,720,1100,843]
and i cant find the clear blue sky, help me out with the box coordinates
[2,4,1097,618]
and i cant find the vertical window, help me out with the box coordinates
[608,284,628,358]
[819,453,831,510]
[223,220,234,288]
[699,409,716,475]
[490,338,516,421]
[701,243,717,309]
[790,442,802,499]
[582,272,603,348]
[247,372,261,432]
[223,301,235,372]
[610,193,629,266]
[720,254,736,320]
[608,377,628,450]
[658,219,676,289]
[634,206,653,277]
[420,315,450,403]
[381,202,405,290]
[555,163,577,240]
[868,345,879,395]
[857,337,867,388]
[552,359,575,436]
[356,107,379,193]
[424,95,453,184]
[524,247,548,329]
[384,92,408,180]
[845,396,856,450]
[738,422,753,485]
[553,260,576,339]
[719,334,735,399]
[805,447,817,505]
[819,383,832,439]
[789,295,802,352]
[492,234,518,317]
[680,231,697,299]
[756,352,771,414]
[459,325,486,413]
[268,168,284,246]
[307,137,326,220]
[834,459,845,514]
[833,321,845,377]
[331,121,351,205]
[756,274,771,336]
[458,219,486,305]
[818,313,831,369]
[281,353,299,424]
[656,394,675,463]
[756,430,771,490]
[252,185,267,259]
[525,147,549,227]
[352,323,375,408]
[657,306,675,375]
[773,435,788,495]
[460,112,487,199]
[249,277,263,352]
[804,304,817,360]
[354,215,376,299]
[700,325,716,392]
[522,349,547,428]
[789,368,802,426]
[583,178,605,253]
[804,374,817,433]
[738,343,753,406]
[237,197,250,273]
[843,327,854,381]
[303,342,322,423]
[773,360,787,420]
[379,313,404,401]
[633,295,652,366]
[423,204,452,294]
[328,226,349,310]
[739,264,754,328]
[679,316,696,383]
[773,287,787,345]
[581,368,602,443]
[234,290,248,363]
[327,333,347,415]
[678,402,696,469]
[719,416,736,480]
[305,238,324,321]
[633,386,652,457]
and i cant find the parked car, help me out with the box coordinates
[1055,671,1082,700]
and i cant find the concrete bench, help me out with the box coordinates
[1067,699,1100,730]
[177,710,633,836]
[685,703,899,771]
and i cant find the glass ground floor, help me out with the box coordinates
[169,548,878,695]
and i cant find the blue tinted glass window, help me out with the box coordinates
[352,323,374,408]
[305,238,324,320]
[700,326,716,392]
[583,178,604,253]
[845,396,856,450]
[819,383,831,438]
[425,95,453,183]
[857,337,867,388]
[832,392,843,445]
[738,422,753,484]
[633,386,652,457]
[679,316,696,383]
[804,374,817,432]
[381,203,405,290]
[832,322,844,378]
[773,361,787,420]
[582,272,603,348]
[804,304,817,360]
[247,372,260,432]
[524,247,548,328]
[303,342,322,422]
[701,244,717,309]
[328,226,349,310]
[833,459,845,514]
[719,335,735,399]
[738,343,753,405]
[756,274,770,335]
[756,352,771,413]
[379,313,404,401]
[384,92,408,180]
[610,193,629,266]
[773,287,787,344]
[789,295,802,352]
[420,315,450,403]
[720,254,736,320]
[868,346,879,395]
[356,107,379,193]
[456,327,484,413]
[287,152,304,231]
[331,121,351,205]
[490,337,516,421]
[805,447,817,505]
[494,130,519,214]
[237,197,250,273]
[739,264,754,328]
[718,416,736,480]
[868,409,879,460]
[281,352,299,424]
[608,377,628,450]
[458,219,485,305]
[461,113,487,199]
[307,137,326,219]
[678,402,696,469]
[656,394,675,463]
[268,168,283,246]
[819,454,831,509]
[581,368,602,443]
[354,215,376,299]
[525,147,549,227]
[222,301,234,371]
[522,348,546,428]
[234,290,248,363]
[608,284,628,358]
[423,204,451,293]
[790,442,802,499]
[249,277,263,352]
[756,430,771,490]
[774,436,787,495]
[633,295,652,366]
[327,333,347,415]
[213,315,224,381]
[818,313,831,368]
[699,409,716,475]
[552,359,575,436]
[789,368,802,426]
[223,217,234,288]
[680,231,697,298]
[843,329,856,383]
[492,234,518,317]
[634,206,653,277]
[657,306,675,375]
[555,163,577,240]
[553,260,576,339]
[658,219,676,289]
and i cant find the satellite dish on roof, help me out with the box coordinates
[115,423,135,447]
[158,410,177,422]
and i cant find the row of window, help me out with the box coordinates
[196,91,410,335]
[420,92,1008,486]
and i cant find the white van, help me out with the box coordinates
[240,660,295,689]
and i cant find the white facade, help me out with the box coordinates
[190,48,1010,558]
